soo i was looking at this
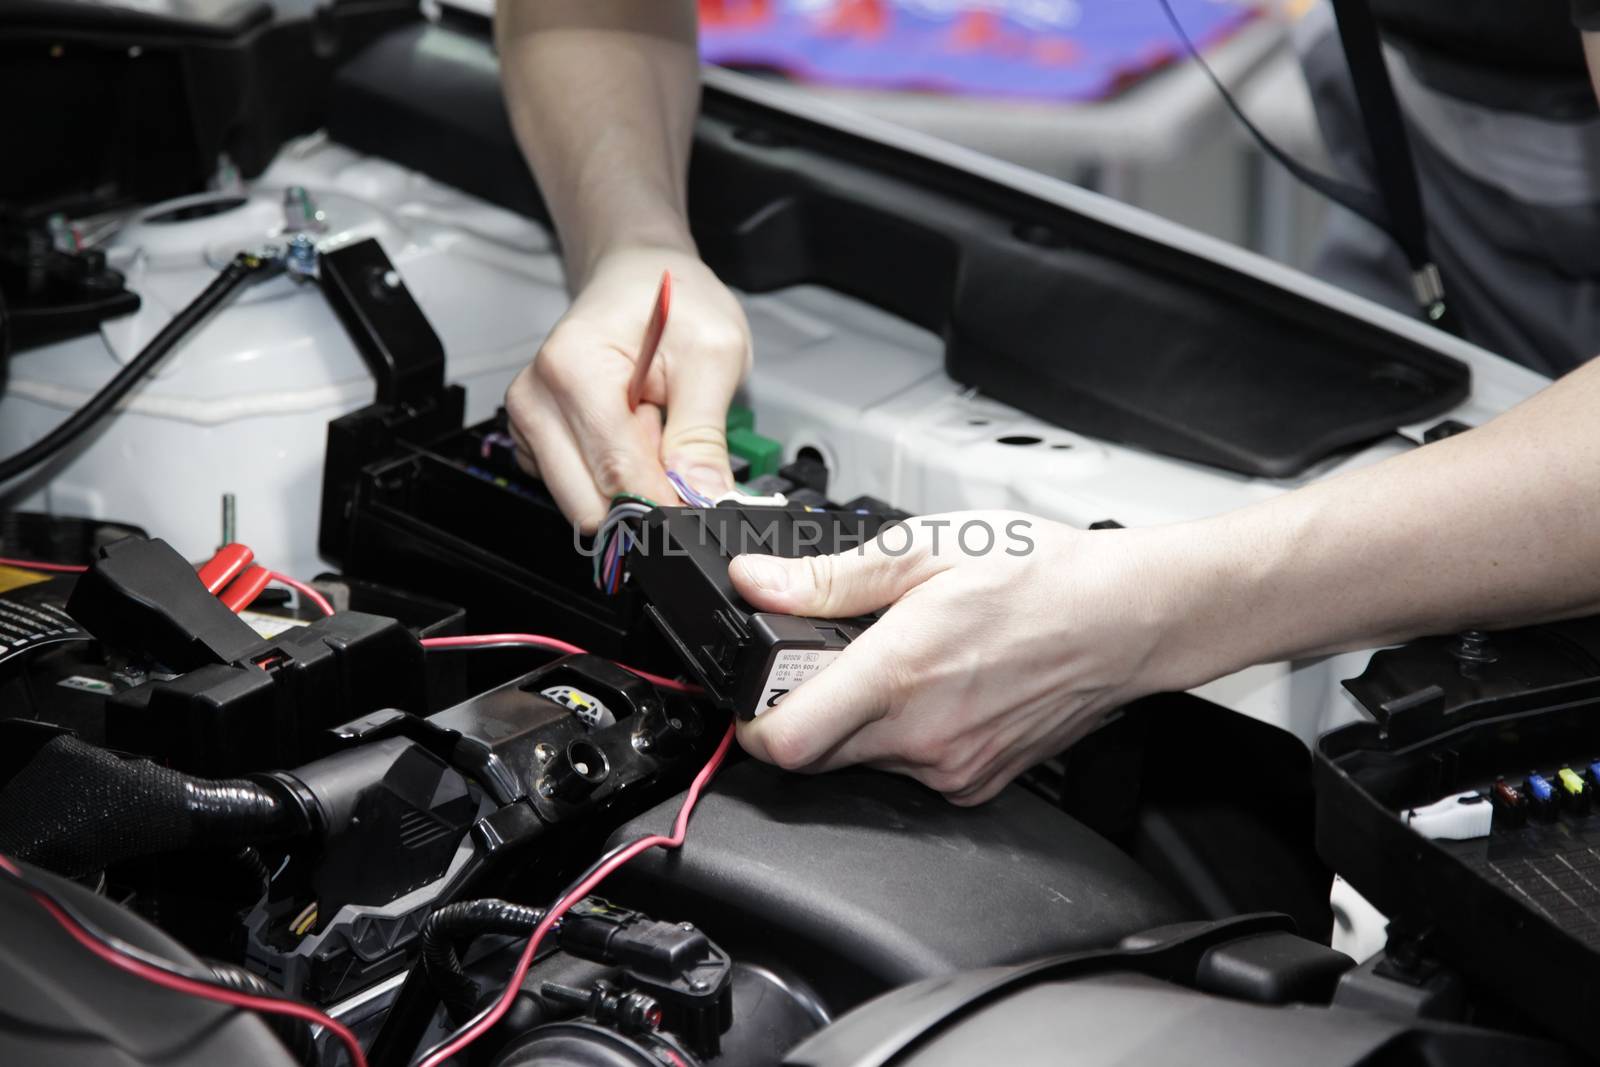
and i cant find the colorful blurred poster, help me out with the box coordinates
[699,0,1258,101]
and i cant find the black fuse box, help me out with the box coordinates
[1317,620,1600,1057]
[628,506,900,720]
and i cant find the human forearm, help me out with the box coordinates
[1150,359,1600,691]
[496,1,748,526]
[496,0,700,287]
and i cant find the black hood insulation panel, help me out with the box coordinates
[328,18,1470,480]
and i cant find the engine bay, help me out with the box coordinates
[4,3,1599,1066]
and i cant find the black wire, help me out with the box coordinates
[0,251,282,486]
[405,839,645,1067]
[1153,0,1393,239]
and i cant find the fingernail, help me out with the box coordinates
[684,463,730,498]
[737,554,789,593]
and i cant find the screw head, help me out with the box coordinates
[690,978,709,992]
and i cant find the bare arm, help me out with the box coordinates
[1156,358,1600,690]
[725,360,1600,803]
[496,2,750,529]
[496,1,699,285]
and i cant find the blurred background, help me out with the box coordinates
[689,0,1328,269]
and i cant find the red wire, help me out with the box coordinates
[0,556,87,573]
[413,719,735,1067]
[419,634,702,693]
[266,571,335,618]
[0,854,368,1067]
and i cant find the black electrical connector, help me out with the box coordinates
[540,980,662,1038]
[558,898,733,1059]
[629,505,899,719]
[415,895,732,1058]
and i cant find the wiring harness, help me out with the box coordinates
[594,493,657,595]
[409,718,736,1067]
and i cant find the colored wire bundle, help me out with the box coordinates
[0,853,368,1067]
[592,494,655,595]
[591,471,720,596]
[408,719,736,1067]
[665,470,714,509]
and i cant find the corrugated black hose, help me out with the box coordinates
[420,898,545,1023]
[0,735,311,879]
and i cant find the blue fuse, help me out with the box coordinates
[1526,772,1558,820]
[1588,761,1600,789]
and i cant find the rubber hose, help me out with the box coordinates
[0,735,311,878]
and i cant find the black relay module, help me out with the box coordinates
[628,505,901,719]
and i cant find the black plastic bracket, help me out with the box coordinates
[314,237,466,563]
[317,238,444,407]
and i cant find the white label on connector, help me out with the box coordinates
[754,647,842,717]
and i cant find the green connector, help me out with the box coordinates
[727,426,783,479]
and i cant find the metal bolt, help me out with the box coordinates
[284,234,319,280]
[690,978,709,992]
[382,269,401,289]
[535,743,555,763]
[678,922,694,931]
[1453,629,1497,664]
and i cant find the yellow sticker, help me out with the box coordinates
[0,565,50,595]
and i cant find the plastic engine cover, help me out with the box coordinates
[602,760,1185,1010]
[0,861,295,1067]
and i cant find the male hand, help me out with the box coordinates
[507,247,751,531]
[728,513,1191,805]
